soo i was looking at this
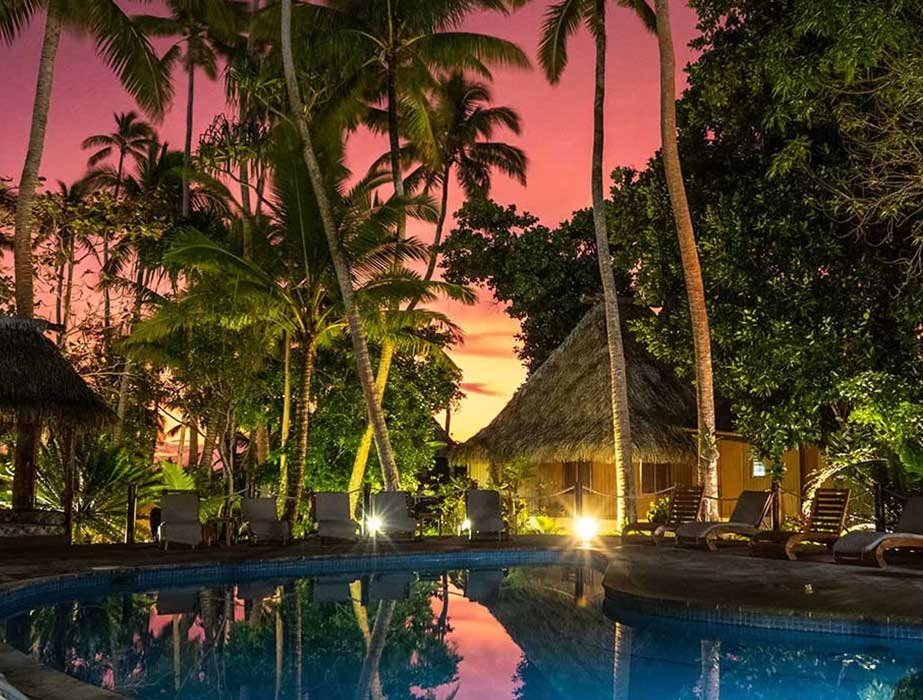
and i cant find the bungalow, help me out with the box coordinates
[451,304,822,531]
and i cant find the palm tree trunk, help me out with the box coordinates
[284,340,316,522]
[592,1,635,527]
[280,0,401,490]
[278,334,292,512]
[199,418,218,472]
[654,0,719,519]
[60,236,76,344]
[420,167,452,287]
[354,601,395,700]
[347,341,395,513]
[114,263,145,437]
[187,416,200,468]
[13,4,63,320]
[182,62,195,219]
[386,61,406,241]
[104,152,125,336]
[54,256,65,328]
[11,417,38,510]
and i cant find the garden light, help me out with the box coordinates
[461,518,471,534]
[367,515,384,536]
[574,516,598,544]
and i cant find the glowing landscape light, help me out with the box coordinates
[574,516,598,544]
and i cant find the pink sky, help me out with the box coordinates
[0,2,698,440]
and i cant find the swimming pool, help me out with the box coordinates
[1,557,921,700]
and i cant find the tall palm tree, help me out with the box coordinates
[1,0,170,321]
[134,0,247,218]
[653,0,718,517]
[348,71,525,504]
[280,0,403,490]
[81,111,154,333]
[539,0,655,527]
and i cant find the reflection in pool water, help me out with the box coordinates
[1,564,922,700]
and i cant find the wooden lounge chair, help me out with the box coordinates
[158,491,203,550]
[369,491,418,540]
[749,488,850,560]
[622,485,704,545]
[240,496,292,545]
[465,489,508,541]
[312,492,360,543]
[464,569,505,605]
[675,490,772,551]
[833,496,923,568]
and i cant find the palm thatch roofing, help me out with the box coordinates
[454,303,732,465]
[0,317,113,428]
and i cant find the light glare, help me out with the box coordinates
[575,516,598,543]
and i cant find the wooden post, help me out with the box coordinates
[874,482,886,531]
[125,484,138,544]
[63,429,76,544]
[574,465,584,518]
[771,479,781,531]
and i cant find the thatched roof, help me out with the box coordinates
[0,317,113,428]
[454,303,732,465]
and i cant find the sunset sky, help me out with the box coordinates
[0,1,698,441]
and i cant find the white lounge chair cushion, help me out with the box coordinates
[467,489,505,534]
[316,519,360,541]
[833,530,923,557]
[676,521,761,542]
[371,491,417,534]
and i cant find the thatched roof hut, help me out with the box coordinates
[0,317,112,428]
[454,303,731,465]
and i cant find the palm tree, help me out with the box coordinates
[134,0,246,218]
[539,0,655,527]
[81,111,154,333]
[348,71,525,503]
[653,0,718,517]
[280,0,403,490]
[1,0,170,321]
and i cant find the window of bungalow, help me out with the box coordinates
[641,462,673,494]
[562,461,592,490]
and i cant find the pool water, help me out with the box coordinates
[2,564,921,700]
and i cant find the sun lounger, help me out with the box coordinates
[750,488,850,560]
[622,485,704,545]
[240,497,292,545]
[834,496,923,568]
[312,492,360,543]
[158,491,204,550]
[675,490,772,551]
[362,572,416,604]
[465,489,507,541]
[369,491,418,540]
[156,588,200,615]
[464,569,505,605]
[312,576,357,604]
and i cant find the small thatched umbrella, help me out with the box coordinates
[0,317,113,527]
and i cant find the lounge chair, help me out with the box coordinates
[834,496,923,568]
[675,490,772,551]
[750,488,850,560]
[312,492,360,543]
[465,489,507,541]
[622,485,704,545]
[464,569,505,605]
[361,572,416,604]
[156,588,200,615]
[240,496,292,545]
[312,576,357,604]
[369,491,418,540]
[158,491,204,550]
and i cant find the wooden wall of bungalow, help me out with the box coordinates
[464,441,824,531]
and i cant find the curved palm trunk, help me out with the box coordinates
[182,62,195,219]
[654,0,719,519]
[114,264,145,437]
[348,164,451,505]
[592,2,635,527]
[347,341,394,513]
[354,601,395,700]
[281,0,401,490]
[104,152,126,337]
[187,416,200,468]
[278,335,292,513]
[13,4,63,319]
[283,339,316,521]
